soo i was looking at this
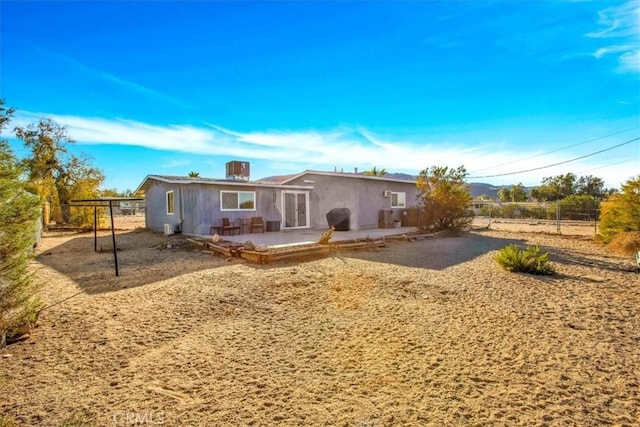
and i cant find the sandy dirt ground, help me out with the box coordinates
[472,217,599,238]
[1,215,639,426]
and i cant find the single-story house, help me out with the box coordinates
[135,161,421,235]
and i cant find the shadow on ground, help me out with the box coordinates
[35,229,230,294]
[329,232,527,271]
[546,246,637,273]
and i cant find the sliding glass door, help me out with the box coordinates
[283,191,309,229]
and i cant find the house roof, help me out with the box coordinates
[279,170,418,185]
[135,175,313,195]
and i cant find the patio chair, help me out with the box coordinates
[250,216,265,233]
[221,218,240,235]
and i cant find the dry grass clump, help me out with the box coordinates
[605,231,640,256]
[0,415,18,427]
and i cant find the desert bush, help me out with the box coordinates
[599,176,640,243]
[605,231,640,256]
[416,166,473,232]
[495,244,554,275]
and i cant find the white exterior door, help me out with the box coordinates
[283,191,309,229]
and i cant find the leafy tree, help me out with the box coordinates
[0,100,42,346]
[529,186,544,202]
[363,166,387,176]
[497,187,511,202]
[100,188,120,197]
[14,119,69,203]
[599,175,640,242]
[14,119,104,226]
[56,155,105,224]
[416,166,473,232]
[535,173,577,201]
[188,171,200,178]
[576,175,605,199]
[510,183,528,202]
[497,183,527,202]
[531,173,611,202]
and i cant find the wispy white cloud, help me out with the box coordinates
[586,1,640,73]
[13,112,214,152]
[618,49,640,73]
[586,1,639,39]
[593,44,634,58]
[12,111,637,187]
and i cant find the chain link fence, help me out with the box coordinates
[470,201,600,237]
[43,202,146,230]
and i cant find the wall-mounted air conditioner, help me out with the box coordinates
[164,224,174,235]
[383,190,391,197]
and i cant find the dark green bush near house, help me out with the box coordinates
[495,244,555,275]
[0,101,43,347]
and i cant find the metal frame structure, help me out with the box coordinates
[70,197,144,276]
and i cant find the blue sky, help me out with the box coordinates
[1,0,638,191]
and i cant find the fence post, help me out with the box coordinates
[489,203,492,228]
[556,200,561,234]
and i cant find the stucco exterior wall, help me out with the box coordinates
[144,181,181,233]
[142,174,419,234]
[144,179,283,235]
[286,173,420,231]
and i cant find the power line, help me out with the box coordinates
[467,137,639,179]
[576,157,639,175]
[468,125,640,175]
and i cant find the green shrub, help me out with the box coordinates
[495,244,554,275]
[416,166,473,232]
[599,176,640,243]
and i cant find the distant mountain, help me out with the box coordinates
[468,183,537,200]
[367,175,532,199]
[260,171,526,200]
[379,175,527,200]
[378,172,415,181]
[468,182,503,199]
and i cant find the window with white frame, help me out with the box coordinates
[166,191,174,215]
[390,192,406,208]
[221,191,256,211]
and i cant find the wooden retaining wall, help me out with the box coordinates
[187,237,389,264]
